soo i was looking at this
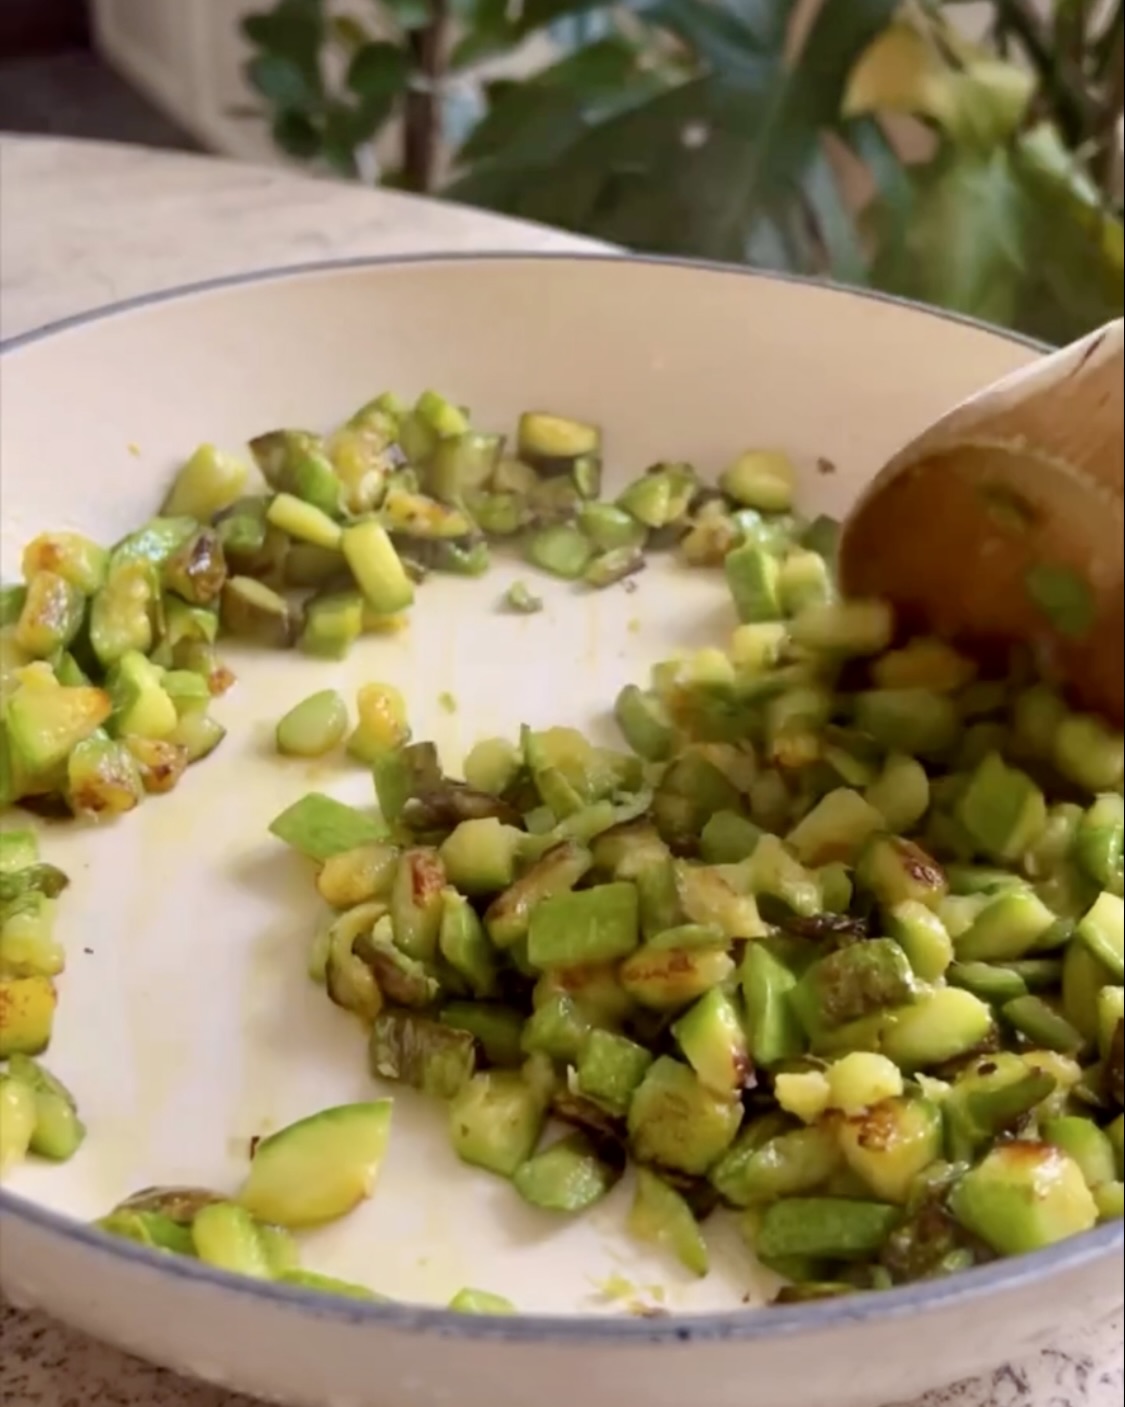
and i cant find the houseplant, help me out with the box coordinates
[242,0,1124,341]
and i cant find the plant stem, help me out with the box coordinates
[1096,13,1124,194]
[994,0,1092,146]
[403,1,449,193]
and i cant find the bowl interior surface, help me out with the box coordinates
[0,256,1046,1316]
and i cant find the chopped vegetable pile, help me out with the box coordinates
[1,388,1122,1312]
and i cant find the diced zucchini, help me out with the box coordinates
[518,412,601,471]
[880,988,994,1071]
[90,562,159,665]
[0,1074,37,1174]
[1043,1116,1117,1191]
[438,891,499,999]
[789,600,893,657]
[711,1123,840,1207]
[885,901,954,982]
[741,943,804,1068]
[221,576,298,647]
[485,842,592,950]
[448,1288,515,1315]
[21,531,108,595]
[620,943,734,1012]
[956,890,1057,962]
[276,691,349,759]
[757,1198,898,1261]
[369,1011,475,1100]
[614,685,675,763]
[1076,892,1124,982]
[956,753,1047,864]
[5,681,112,774]
[856,835,947,910]
[720,450,796,513]
[576,1030,653,1115]
[279,1269,381,1300]
[791,939,918,1038]
[513,1133,622,1213]
[5,1054,85,1161]
[389,848,446,962]
[675,862,765,939]
[787,789,884,867]
[269,793,386,861]
[300,592,363,660]
[725,544,782,623]
[192,1202,272,1278]
[125,736,190,795]
[162,444,248,520]
[950,1142,1098,1255]
[448,1072,546,1178]
[627,1167,709,1276]
[865,755,930,834]
[1002,995,1085,1056]
[439,1002,523,1068]
[107,651,178,740]
[239,1102,393,1228]
[14,571,85,658]
[521,992,592,1064]
[525,524,593,581]
[838,1096,942,1204]
[440,818,522,896]
[778,550,833,615]
[700,811,762,865]
[316,843,398,913]
[826,1053,903,1116]
[618,463,696,529]
[0,975,57,1056]
[341,521,414,615]
[0,829,39,875]
[267,492,343,550]
[627,1057,742,1176]
[672,988,751,1096]
[854,689,959,759]
[1054,715,1123,794]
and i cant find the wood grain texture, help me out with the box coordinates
[841,321,1124,724]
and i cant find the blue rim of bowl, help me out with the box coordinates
[2,252,1117,1347]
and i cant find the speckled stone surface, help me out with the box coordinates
[0,133,609,341]
[0,1302,1120,1407]
[0,133,1121,1407]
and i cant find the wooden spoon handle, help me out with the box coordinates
[840,321,1123,725]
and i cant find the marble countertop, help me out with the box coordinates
[0,133,1121,1407]
[0,133,607,341]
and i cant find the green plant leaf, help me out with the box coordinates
[347,41,411,100]
[272,110,323,159]
[248,53,319,109]
[242,0,326,57]
[639,0,771,78]
[844,19,1035,149]
[380,0,436,30]
[458,37,647,166]
[450,0,610,69]
[869,126,1123,341]
[242,0,325,103]
[728,0,797,50]
[1010,127,1124,342]
[801,142,868,284]
[331,16,371,53]
[450,0,519,69]
[870,150,1027,329]
[450,0,901,272]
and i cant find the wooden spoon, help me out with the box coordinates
[839,319,1124,726]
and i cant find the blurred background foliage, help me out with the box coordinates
[242,0,1124,343]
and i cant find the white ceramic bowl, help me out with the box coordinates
[1,255,1121,1407]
